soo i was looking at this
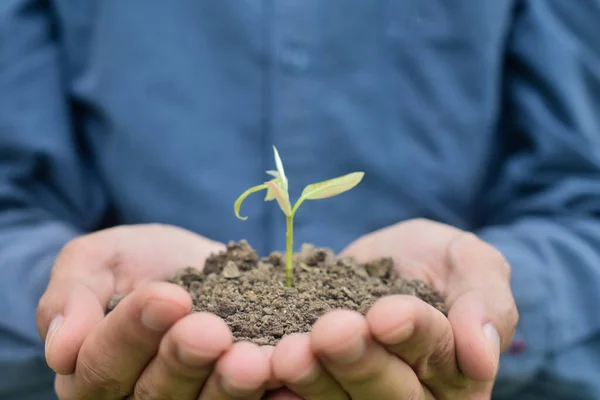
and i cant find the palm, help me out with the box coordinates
[74,224,225,293]
[341,219,464,293]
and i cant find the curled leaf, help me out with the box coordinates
[264,176,284,201]
[300,172,365,200]
[264,170,282,201]
[266,180,292,216]
[234,183,267,220]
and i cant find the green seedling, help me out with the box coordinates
[234,146,364,287]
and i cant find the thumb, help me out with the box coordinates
[445,233,519,381]
[36,238,116,375]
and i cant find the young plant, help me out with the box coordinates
[234,146,364,287]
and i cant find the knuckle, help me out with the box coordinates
[447,233,477,271]
[51,237,90,278]
[417,329,455,380]
[491,250,511,280]
[35,295,52,332]
[451,232,511,278]
[133,380,172,400]
[343,347,393,385]
[54,375,72,400]
[56,232,119,275]
[509,304,520,328]
[503,303,520,344]
[497,291,519,325]
[56,236,87,265]
[407,217,429,227]
[77,358,129,397]
[473,234,512,277]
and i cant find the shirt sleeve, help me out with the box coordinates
[0,1,108,397]
[475,1,600,397]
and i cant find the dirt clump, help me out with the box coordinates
[164,240,447,346]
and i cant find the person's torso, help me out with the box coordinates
[53,0,515,254]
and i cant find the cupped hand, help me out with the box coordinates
[37,224,273,399]
[271,219,519,399]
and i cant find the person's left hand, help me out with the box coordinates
[268,219,519,399]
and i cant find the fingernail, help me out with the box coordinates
[45,315,63,354]
[221,376,253,397]
[484,323,500,370]
[141,300,181,331]
[177,346,214,368]
[292,364,320,385]
[325,336,366,365]
[380,321,414,345]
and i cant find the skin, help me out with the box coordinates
[270,219,519,399]
[37,224,274,399]
[37,219,518,399]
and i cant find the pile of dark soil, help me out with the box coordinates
[164,240,447,345]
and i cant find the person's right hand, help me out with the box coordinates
[36,224,273,399]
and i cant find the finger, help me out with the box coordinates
[55,282,192,399]
[37,237,117,374]
[261,345,284,391]
[445,233,519,381]
[311,310,430,400]
[131,312,232,399]
[39,280,107,375]
[367,295,474,395]
[263,387,305,399]
[272,333,347,400]
[198,341,270,399]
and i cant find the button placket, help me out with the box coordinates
[268,1,320,252]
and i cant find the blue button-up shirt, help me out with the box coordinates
[1,1,600,398]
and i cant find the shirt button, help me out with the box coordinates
[280,43,310,71]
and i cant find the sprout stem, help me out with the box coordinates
[285,214,294,287]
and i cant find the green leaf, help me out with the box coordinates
[266,180,292,216]
[272,146,288,190]
[234,183,267,220]
[300,172,365,200]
